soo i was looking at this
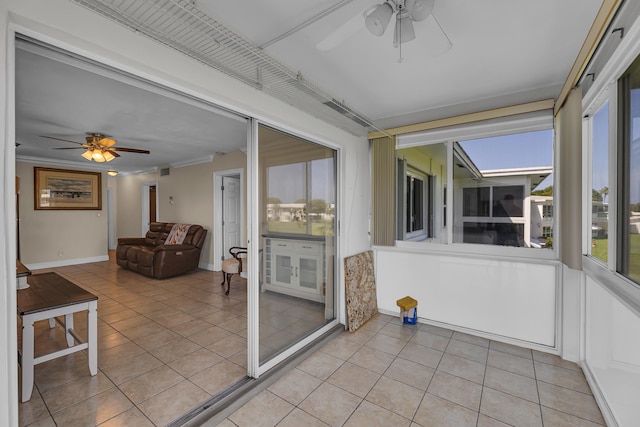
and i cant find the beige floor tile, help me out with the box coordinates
[120,322,168,341]
[21,415,57,427]
[427,371,482,411]
[137,380,211,426]
[384,357,434,391]
[452,331,490,348]
[41,371,115,413]
[51,388,133,426]
[188,326,233,347]
[365,333,409,355]
[99,341,147,369]
[148,336,202,364]
[414,393,478,427]
[349,346,395,374]
[445,339,489,364]
[18,392,50,427]
[409,330,450,351]
[438,353,486,384]
[366,376,424,419]
[299,382,361,427]
[108,314,154,332]
[153,311,197,328]
[228,390,294,427]
[533,350,581,371]
[398,342,443,369]
[268,368,323,405]
[133,328,182,351]
[33,352,94,393]
[189,359,247,395]
[480,387,542,427]
[419,324,454,338]
[276,407,328,427]
[378,323,418,342]
[98,332,131,351]
[118,365,184,404]
[540,405,606,426]
[319,335,363,360]
[535,361,591,394]
[98,407,155,427]
[487,349,535,378]
[484,366,539,403]
[477,414,512,427]
[489,340,533,359]
[297,351,345,380]
[101,351,164,385]
[207,333,246,358]
[537,382,605,424]
[345,400,412,426]
[171,318,214,337]
[168,348,224,378]
[327,362,381,398]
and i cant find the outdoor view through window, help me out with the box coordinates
[397,127,554,248]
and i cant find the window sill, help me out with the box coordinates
[583,256,640,318]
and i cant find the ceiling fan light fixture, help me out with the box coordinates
[100,137,117,147]
[406,0,434,21]
[365,2,393,36]
[92,150,106,162]
[102,150,116,162]
[394,13,416,47]
[81,149,94,160]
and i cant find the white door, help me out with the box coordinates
[222,176,241,259]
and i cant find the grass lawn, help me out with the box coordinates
[592,234,640,280]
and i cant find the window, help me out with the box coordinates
[394,115,554,249]
[590,101,609,263]
[618,55,640,282]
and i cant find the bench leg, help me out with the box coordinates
[65,313,74,347]
[88,301,98,376]
[21,319,35,402]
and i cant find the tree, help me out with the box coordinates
[267,197,282,205]
[599,186,609,204]
[531,185,553,196]
[309,199,328,214]
[592,189,603,202]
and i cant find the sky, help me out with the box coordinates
[459,129,554,190]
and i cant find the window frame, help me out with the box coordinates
[395,112,556,258]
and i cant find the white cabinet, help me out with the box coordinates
[264,237,325,302]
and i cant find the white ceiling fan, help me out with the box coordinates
[316,0,452,59]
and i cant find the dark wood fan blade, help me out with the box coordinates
[111,147,150,154]
[52,147,84,150]
[40,135,85,145]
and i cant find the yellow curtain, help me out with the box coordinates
[371,136,396,246]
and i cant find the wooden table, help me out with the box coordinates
[16,259,31,289]
[17,272,98,402]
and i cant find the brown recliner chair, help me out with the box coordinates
[116,222,207,279]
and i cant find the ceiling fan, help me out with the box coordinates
[316,0,451,59]
[41,132,150,163]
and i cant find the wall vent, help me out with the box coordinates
[160,168,170,176]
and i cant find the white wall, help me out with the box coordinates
[0,1,370,424]
[584,275,640,426]
[375,247,558,348]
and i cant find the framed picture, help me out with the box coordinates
[34,167,102,210]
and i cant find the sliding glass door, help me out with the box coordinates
[255,125,337,368]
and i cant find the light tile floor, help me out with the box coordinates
[17,255,606,427]
[220,315,606,427]
[17,255,325,427]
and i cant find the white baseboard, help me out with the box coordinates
[580,362,618,427]
[199,262,215,272]
[24,255,109,271]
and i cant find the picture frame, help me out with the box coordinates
[34,167,102,210]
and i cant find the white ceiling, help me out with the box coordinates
[15,0,603,173]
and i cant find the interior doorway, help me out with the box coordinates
[213,169,244,271]
[141,181,158,235]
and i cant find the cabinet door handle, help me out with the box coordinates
[302,245,311,249]
[296,267,298,277]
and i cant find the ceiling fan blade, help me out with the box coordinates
[424,14,452,57]
[111,146,151,154]
[316,11,364,51]
[52,147,84,150]
[40,135,85,145]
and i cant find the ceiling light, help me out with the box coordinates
[81,149,94,160]
[92,150,106,162]
[364,2,394,36]
[394,12,416,47]
[107,170,118,176]
[102,150,116,162]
